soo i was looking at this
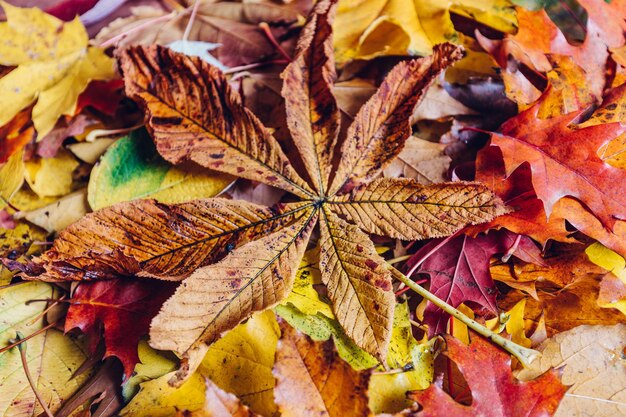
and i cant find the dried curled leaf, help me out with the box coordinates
[319,207,394,361]
[150,209,317,382]
[329,43,463,195]
[120,45,314,198]
[25,198,304,281]
[273,320,372,417]
[328,178,508,240]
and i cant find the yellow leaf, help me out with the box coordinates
[0,221,47,285]
[0,282,91,415]
[24,149,79,198]
[122,341,178,402]
[199,310,280,417]
[0,2,115,138]
[88,131,233,210]
[17,189,88,233]
[0,149,24,209]
[369,302,436,414]
[280,249,334,318]
[586,243,626,316]
[122,311,279,417]
[333,0,516,62]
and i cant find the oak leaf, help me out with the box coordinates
[489,93,626,230]
[498,247,626,337]
[0,2,115,139]
[26,0,506,381]
[407,332,567,417]
[477,1,626,102]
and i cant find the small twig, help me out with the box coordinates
[99,12,177,48]
[182,0,201,42]
[387,254,412,265]
[395,279,426,296]
[9,332,55,417]
[409,319,428,331]
[259,22,292,62]
[223,59,289,75]
[389,266,540,367]
[26,295,66,325]
[448,318,455,399]
[0,322,58,354]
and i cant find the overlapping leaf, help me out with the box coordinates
[273,320,372,417]
[20,0,507,381]
[0,2,115,140]
[408,333,567,417]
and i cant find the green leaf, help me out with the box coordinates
[88,130,233,210]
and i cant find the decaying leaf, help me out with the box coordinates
[150,210,316,381]
[25,198,303,281]
[0,2,115,138]
[517,324,626,417]
[408,333,567,417]
[273,320,372,417]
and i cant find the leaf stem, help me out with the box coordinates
[259,22,292,62]
[10,332,55,417]
[0,322,58,354]
[389,266,540,367]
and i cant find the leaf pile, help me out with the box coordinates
[1,0,625,416]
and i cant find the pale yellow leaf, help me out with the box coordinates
[0,282,91,416]
[24,148,79,198]
[0,3,115,137]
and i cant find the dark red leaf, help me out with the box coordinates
[408,229,543,335]
[65,278,177,378]
[45,0,98,21]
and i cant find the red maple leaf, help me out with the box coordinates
[408,333,567,417]
[65,279,177,378]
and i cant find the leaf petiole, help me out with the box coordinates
[389,266,541,367]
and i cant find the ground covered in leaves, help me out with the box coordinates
[0,0,625,416]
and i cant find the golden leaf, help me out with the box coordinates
[319,207,395,360]
[281,0,340,194]
[0,2,114,138]
[329,43,463,195]
[29,199,308,281]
